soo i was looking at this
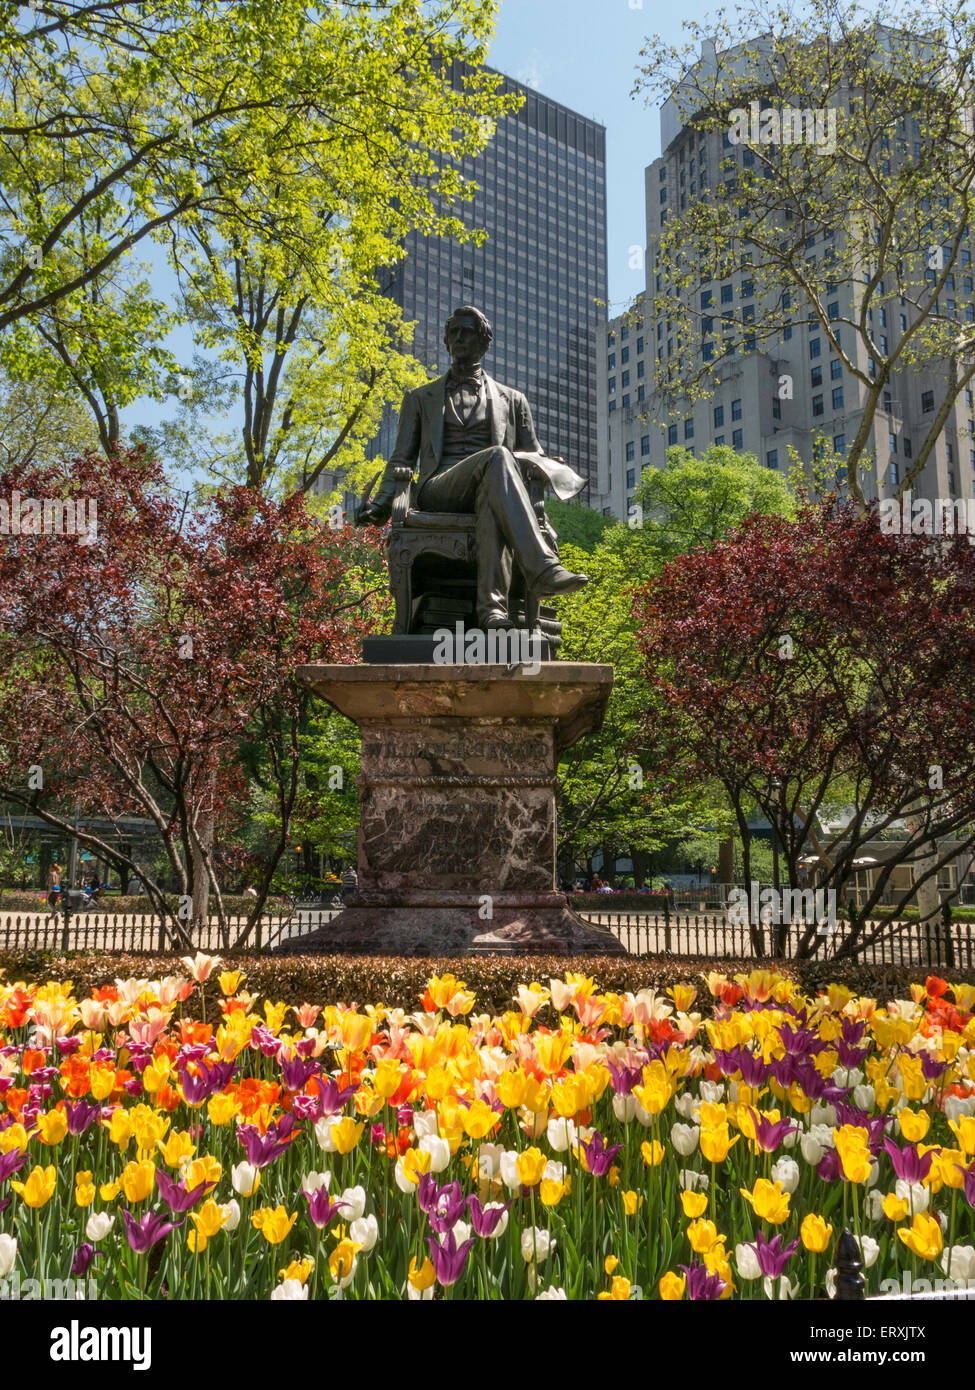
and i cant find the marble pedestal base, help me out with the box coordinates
[290,662,624,957]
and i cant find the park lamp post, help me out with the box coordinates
[765,776,786,956]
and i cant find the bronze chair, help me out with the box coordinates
[385,464,564,653]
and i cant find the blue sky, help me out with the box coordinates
[122,0,717,434]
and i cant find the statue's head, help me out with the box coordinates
[444,305,492,363]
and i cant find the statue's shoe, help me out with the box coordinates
[476,610,521,629]
[531,563,589,597]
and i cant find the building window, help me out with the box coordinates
[608,377,616,394]
[812,394,824,416]
[621,394,630,408]
[811,366,823,387]
[947,441,955,464]
[830,358,842,380]
[703,341,715,362]
[713,404,724,427]
[889,432,897,454]
[637,359,645,378]
[922,390,934,412]
[625,441,635,463]
[714,435,725,446]
[684,418,694,439]
[609,400,616,412]
[833,433,846,454]
[731,398,742,421]
[621,370,630,387]
[720,283,733,304]
[668,424,678,445]
[621,346,630,363]
[889,460,899,486]
[810,337,821,358]
[948,470,956,494]
[637,385,646,402]
[636,336,644,353]
[904,437,912,458]
[766,448,778,469]
[732,428,743,448]
[772,397,781,420]
[626,466,636,487]
[641,435,650,456]
[607,353,615,369]
[701,290,713,309]
[832,386,844,409]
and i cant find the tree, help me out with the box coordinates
[634,497,975,956]
[0,368,98,469]
[635,1,975,503]
[0,0,517,461]
[0,447,388,945]
[544,498,613,553]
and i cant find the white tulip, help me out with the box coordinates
[349,1213,378,1254]
[500,1149,522,1190]
[865,1189,886,1222]
[546,1117,576,1153]
[339,1185,366,1221]
[520,1227,556,1263]
[853,1084,876,1111]
[895,1179,930,1214]
[800,1133,824,1166]
[407,1281,434,1301]
[810,1103,837,1129]
[85,1211,114,1242]
[270,1279,309,1300]
[480,1203,509,1239]
[670,1123,700,1156]
[855,1234,880,1269]
[674,1092,699,1120]
[0,1233,16,1277]
[313,1117,338,1153]
[231,1161,260,1197]
[476,1143,504,1180]
[412,1110,440,1137]
[535,1286,567,1300]
[866,1159,879,1190]
[394,1159,415,1194]
[781,1126,799,1150]
[542,1160,566,1185]
[301,1170,331,1193]
[832,1067,864,1090]
[735,1242,762,1280]
[612,1093,637,1123]
[220,1199,241,1233]
[770,1157,800,1194]
[451,1219,472,1246]
[763,1274,798,1300]
[679,1168,709,1191]
[825,1267,837,1298]
[942,1244,975,1283]
[418,1134,450,1174]
[699,1080,725,1103]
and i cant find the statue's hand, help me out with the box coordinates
[354,498,391,527]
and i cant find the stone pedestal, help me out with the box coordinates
[289,662,624,956]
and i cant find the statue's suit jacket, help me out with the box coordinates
[373,372,541,509]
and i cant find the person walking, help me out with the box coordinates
[340,865,358,903]
[47,860,62,914]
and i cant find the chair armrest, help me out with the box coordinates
[391,466,414,526]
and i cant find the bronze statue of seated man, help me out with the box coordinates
[355,305,588,629]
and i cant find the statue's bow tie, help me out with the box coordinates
[446,369,483,392]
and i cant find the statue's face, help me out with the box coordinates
[445,314,488,364]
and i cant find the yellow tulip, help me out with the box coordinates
[550,1073,589,1117]
[99,1179,121,1202]
[897,1212,943,1261]
[930,1148,967,1191]
[36,1110,68,1145]
[833,1125,872,1184]
[186,1197,228,1253]
[329,1237,361,1284]
[539,1178,566,1207]
[218,969,244,996]
[158,1130,196,1169]
[882,1192,910,1222]
[331,1117,364,1156]
[11,1164,56,1208]
[516,1147,548,1188]
[130,1105,169,1154]
[399,1148,432,1185]
[339,1012,373,1052]
[596,1275,631,1301]
[897,1054,928,1102]
[799,1212,833,1253]
[462,1097,500,1139]
[251,1205,298,1245]
[898,1108,931,1143]
[408,1256,436,1291]
[621,1190,642,1216]
[739,1178,791,1225]
[949,1115,975,1157]
[680,1190,709,1219]
[141,1058,170,1094]
[687,1218,721,1253]
[0,1123,29,1154]
[120,1160,155,1204]
[90,1066,116,1101]
[641,1139,665,1167]
[659,1270,686,1300]
[278,1256,315,1285]
[205,1094,238,1129]
[700,1124,739,1164]
[75,1172,96,1208]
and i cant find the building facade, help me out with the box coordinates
[330,62,608,506]
[595,37,975,520]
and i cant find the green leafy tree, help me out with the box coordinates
[544,498,613,553]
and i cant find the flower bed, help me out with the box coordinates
[0,959,973,1301]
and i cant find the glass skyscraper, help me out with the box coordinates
[372,62,608,497]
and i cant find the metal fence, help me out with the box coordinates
[0,906,971,966]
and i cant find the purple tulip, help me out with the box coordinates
[919,1052,948,1083]
[28,1065,58,1086]
[0,1148,27,1184]
[396,1103,414,1128]
[747,1230,799,1279]
[71,1243,101,1276]
[309,1075,358,1119]
[579,1130,621,1178]
[123,1078,144,1098]
[370,1122,386,1147]
[122,1207,183,1254]
[426,1228,475,1287]
[237,1115,295,1169]
[417,1171,441,1216]
[957,1160,975,1210]
[155,1168,216,1214]
[65,1099,101,1136]
[606,1061,645,1096]
[777,1023,824,1058]
[467,1195,511,1238]
[56,1036,83,1056]
[884,1137,934,1185]
[817,1148,843,1183]
[680,1261,727,1300]
[302,1187,349,1229]
[178,1058,236,1105]
[427,1180,467,1234]
[250,1025,282,1058]
[748,1108,797,1152]
[280,1053,319,1094]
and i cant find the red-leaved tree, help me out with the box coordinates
[0,448,387,945]
[634,498,975,958]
